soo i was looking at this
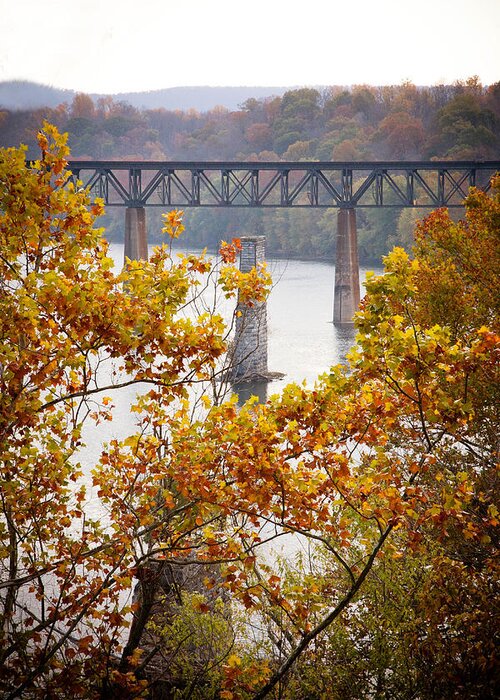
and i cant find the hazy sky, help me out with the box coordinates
[1,0,499,93]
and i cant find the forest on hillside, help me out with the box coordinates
[1,77,499,260]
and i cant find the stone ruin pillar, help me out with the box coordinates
[231,236,268,382]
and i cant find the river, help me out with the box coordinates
[109,243,380,399]
[81,244,382,522]
[241,255,377,402]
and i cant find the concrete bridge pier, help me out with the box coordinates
[231,236,268,382]
[333,207,360,324]
[124,206,148,262]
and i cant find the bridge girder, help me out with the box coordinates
[66,161,500,209]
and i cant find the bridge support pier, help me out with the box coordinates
[333,207,360,324]
[124,206,148,262]
[231,236,268,383]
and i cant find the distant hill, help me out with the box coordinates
[0,81,294,112]
[0,81,75,110]
[113,86,294,111]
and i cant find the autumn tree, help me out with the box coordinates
[1,124,498,699]
[245,181,499,699]
[154,181,497,699]
[372,111,426,159]
[0,124,273,697]
[429,93,498,158]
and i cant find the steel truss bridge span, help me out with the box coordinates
[67,160,499,209]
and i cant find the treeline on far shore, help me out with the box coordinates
[1,77,498,260]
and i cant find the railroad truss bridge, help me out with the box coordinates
[68,160,499,323]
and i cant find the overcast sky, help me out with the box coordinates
[0,0,499,94]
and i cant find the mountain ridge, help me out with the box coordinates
[0,80,299,112]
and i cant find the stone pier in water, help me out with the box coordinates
[124,207,148,261]
[231,236,270,383]
[333,207,360,324]
[121,203,361,333]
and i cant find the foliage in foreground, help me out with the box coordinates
[0,126,498,698]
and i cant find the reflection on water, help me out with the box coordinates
[232,319,356,406]
[333,323,357,366]
[233,380,269,406]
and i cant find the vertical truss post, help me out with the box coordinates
[341,168,353,205]
[95,171,109,202]
[162,172,172,205]
[280,171,289,206]
[129,168,142,205]
[407,171,415,205]
[251,169,259,205]
[438,170,445,205]
[308,171,319,205]
[222,170,230,204]
[192,170,200,205]
[375,171,384,205]
[333,207,360,324]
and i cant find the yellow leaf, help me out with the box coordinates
[227,653,242,667]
